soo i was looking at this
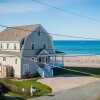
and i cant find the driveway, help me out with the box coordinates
[29,81,100,100]
[38,74,100,93]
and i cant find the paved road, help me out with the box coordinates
[29,81,100,100]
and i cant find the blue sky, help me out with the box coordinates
[0,0,100,40]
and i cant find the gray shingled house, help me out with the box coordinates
[0,24,64,78]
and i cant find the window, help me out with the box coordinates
[43,43,46,49]
[0,43,2,49]
[3,57,6,61]
[38,29,41,36]
[14,44,16,50]
[38,58,42,62]
[32,58,35,61]
[32,43,34,50]
[7,43,9,49]
[15,58,17,64]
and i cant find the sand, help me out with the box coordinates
[63,54,100,67]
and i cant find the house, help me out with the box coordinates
[0,24,64,78]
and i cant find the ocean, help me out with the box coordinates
[53,40,100,54]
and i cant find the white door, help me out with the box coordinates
[23,64,29,74]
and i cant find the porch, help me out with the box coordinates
[35,54,64,78]
[35,54,64,68]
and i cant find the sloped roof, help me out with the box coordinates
[0,24,39,41]
[36,49,49,55]
[0,50,20,56]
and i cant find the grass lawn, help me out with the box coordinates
[0,78,52,99]
[53,67,100,77]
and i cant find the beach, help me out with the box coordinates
[64,54,100,67]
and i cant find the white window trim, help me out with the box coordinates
[3,57,6,61]
[0,43,2,49]
[31,42,35,50]
[37,27,41,35]
[15,58,17,64]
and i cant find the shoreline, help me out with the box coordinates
[63,54,100,67]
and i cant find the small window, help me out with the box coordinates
[3,57,6,61]
[0,43,2,49]
[39,58,42,62]
[15,58,17,64]
[32,58,35,61]
[7,43,9,49]
[38,29,41,36]
[43,43,46,49]
[14,44,16,50]
[32,43,34,50]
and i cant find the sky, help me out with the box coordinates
[0,0,100,40]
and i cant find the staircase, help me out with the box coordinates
[36,64,53,78]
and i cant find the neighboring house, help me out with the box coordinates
[0,24,64,78]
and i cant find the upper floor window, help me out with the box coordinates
[32,43,34,50]
[38,29,41,36]
[7,43,9,49]
[0,43,2,49]
[14,44,17,50]
[43,43,46,49]
[15,58,17,64]
[3,57,6,61]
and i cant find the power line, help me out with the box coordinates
[32,0,100,23]
[0,24,100,40]
[21,56,100,77]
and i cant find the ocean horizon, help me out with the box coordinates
[53,40,100,54]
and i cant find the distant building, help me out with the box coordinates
[0,24,64,78]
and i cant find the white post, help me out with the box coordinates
[43,71,45,78]
[44,57,46,67]
[62,54,64,66]
[55,56,56,66]
[52,69,53,77]
[52,56,55,66]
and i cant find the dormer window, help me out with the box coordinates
[0,43,2,49]
[7,43,9,49]
[38,29,41,36]
[14,44,16,50]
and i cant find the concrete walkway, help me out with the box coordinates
[29,81,100,100]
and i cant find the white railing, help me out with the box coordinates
[44,65,53,76]
[36,65,44,78]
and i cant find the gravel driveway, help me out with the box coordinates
[38,74,100,93]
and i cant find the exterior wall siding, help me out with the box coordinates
[0,41,20,52]
[22,27,54,57]
[21,57,37,77]
[0,54,21,78]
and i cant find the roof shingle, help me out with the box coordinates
[0,24,39,41]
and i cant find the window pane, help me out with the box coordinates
[32,44,34,50]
